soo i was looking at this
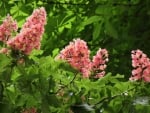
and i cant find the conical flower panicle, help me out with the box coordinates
[21,7,46,32]
[58,39,92,78]
[0,15,18,42]
[92,48,109,78]
[7,7,46,55]
[130,49,150,82]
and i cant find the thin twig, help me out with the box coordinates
[69,72,77,84]
[51,72,78,94]
[94,87,136,106]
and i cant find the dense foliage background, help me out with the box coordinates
[0,0,150,113]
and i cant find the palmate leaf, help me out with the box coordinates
[5,85,16,105]
[77,16,101,32]
[29,49,43,62]
[52,48,59,58]
[0,54,11,73]
[105,20,118,39]
[41,94,61,113]
[38,56,54,77]
[82,16,101,26]
[11,68,19,81]
[93,21,103,40]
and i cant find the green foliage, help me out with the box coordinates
[1,0,150,112]
[0,50,149,112]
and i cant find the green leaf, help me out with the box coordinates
[64,23,72,29]
[105,20,118,39]
[81,16,101,26]
[0,54,11,73]
[26,65,39,76]
[29,49,43,62]
[5,85,16,104]
[11,67,21,81]
[52,48,59,58]
[30,49,43,56]
[95,5,108,14]
[114,81,134,92]
[58,26,65,33]
[93,21,103,40]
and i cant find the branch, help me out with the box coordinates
[111,2,140,7]
[69,72,77,84]
[94,87,136,106]
[50,72,78,95]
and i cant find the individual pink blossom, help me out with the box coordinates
[0,48,10,54]
[95,71,106,78]
[22,107,37,113]
[92,48,109,78]
[130,49,150,82]
[58,39,92,78]
[17,58,25,64]
[7,7,46,55]
[0,15,18,42]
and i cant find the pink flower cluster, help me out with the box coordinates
[58,39,109,78]
[58,39,91,77]
[92,48,108,78]
[0,15,18,42]
[7,7,46,55]
[130,49,150,82]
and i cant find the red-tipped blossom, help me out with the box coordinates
[58,39,108,78]
[58,39,92,77]
[7,7,46,55]
[0,15,18,42]
[92,48,109,78]
[130,49,150,82]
